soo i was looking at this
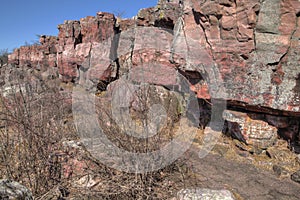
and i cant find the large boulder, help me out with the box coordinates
[223,110,278,150]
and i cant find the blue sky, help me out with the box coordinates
[0,0,158,51]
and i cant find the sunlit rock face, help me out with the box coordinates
[8,0,300,113]
[7,0,300,144]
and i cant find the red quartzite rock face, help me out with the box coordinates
[8,0,300,135]
[9,12,116,82]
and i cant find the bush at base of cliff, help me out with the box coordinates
[0,66,76,196]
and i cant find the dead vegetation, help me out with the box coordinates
[0,65,298,199]
[0,66,203,199]
[0,49,8,67]
[0,67,76,196]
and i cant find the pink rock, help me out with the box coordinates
[221,15,236,30]
[7,0,300,115]
[223,110,278,149]
[57,45,78,82]
[190,84,211,99]
[86,42,113,82]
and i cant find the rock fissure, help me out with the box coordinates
[191,9,214,59]
[269,13,299,67]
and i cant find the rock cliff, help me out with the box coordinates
[7,0,300,147]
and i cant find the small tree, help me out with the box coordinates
[0,49,9,67]
[113,10,126,19]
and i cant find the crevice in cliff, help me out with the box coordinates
[192,8,201,25]
[72,21,82,48]
[192,9,213,58]
[179,70,205,85]
[267,14,298,66]
[240,54,249,60]
[112,24,121,81]
[154,18,175,30]
[253,3,262,51]
[219,2,233,7]
[110,25,120,63]
[96,25,122,92]
[74,33,82,48]
[257,31,278,35]
[87,43,93,70]
[129,28,136,71]
[226,100,300,117]
[225,100,300,151]
[267,62,280,67]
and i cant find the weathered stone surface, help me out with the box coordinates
[136,0,182,29]
[9,12,115,83]
[180,0,300,113]
[0,179,33,200]
[105,77,182,138]
[223,110,278,150]
[7,0,300,139]
[186,147,300,200]
[177,188,236,200]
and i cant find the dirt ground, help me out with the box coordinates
[182,144,300,200]
[58,140,300,200]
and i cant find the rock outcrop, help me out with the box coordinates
[7,0,300,146]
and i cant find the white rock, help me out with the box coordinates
[177,188,236,200]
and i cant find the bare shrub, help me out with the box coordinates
[0,66,76,195]
[0,65,200,199]
[0,49,9,67]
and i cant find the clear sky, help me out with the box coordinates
[0,0,158,51]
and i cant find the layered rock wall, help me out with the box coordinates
[9,12,116,82]
[8,0,300,112]
[7,0,300,146]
